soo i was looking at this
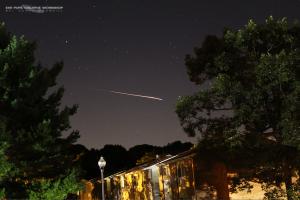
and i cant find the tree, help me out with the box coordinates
[78,141,193,180]
[162,141,193,155]
[128,144,159,165]
[80,145,131,179]
[28,170,82,200]
[99,145,132,176]
[0,22,81,198]
[176,16,300,200]
[0,123,14,199]
[0,143,9,198]
[136,152,156,165]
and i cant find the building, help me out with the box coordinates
[80,149,294,200]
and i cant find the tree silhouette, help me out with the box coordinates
[79,141,193,180]
[0,22,81,198]
[176,17,300,199]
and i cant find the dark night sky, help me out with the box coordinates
[1,0,300,149]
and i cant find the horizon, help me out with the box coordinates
[1,0,300,149]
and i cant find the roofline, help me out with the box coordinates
[101,148,196,179]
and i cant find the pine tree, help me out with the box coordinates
[0,22,81,198]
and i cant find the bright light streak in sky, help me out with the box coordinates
[108,90,163,101]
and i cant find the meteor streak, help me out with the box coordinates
[93,89,163,101]
[109,90,163,101]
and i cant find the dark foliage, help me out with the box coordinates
[0,22,81,198]
[176,17,300,199]
[77,141,193,180]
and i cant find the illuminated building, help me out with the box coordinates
[79,149,297,200]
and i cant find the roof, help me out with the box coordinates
[104,148,196,179]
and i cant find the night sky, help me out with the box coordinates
[1,0,300,149]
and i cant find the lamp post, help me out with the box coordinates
[98,156,106,200]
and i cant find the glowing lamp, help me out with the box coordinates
[98,156,106,169]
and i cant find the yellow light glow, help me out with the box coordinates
[230,182,265,200]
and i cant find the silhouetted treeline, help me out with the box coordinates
[69,141,193,180]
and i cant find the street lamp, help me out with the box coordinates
[98,156,106,200]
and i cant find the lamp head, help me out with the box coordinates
[98,156,106,169]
